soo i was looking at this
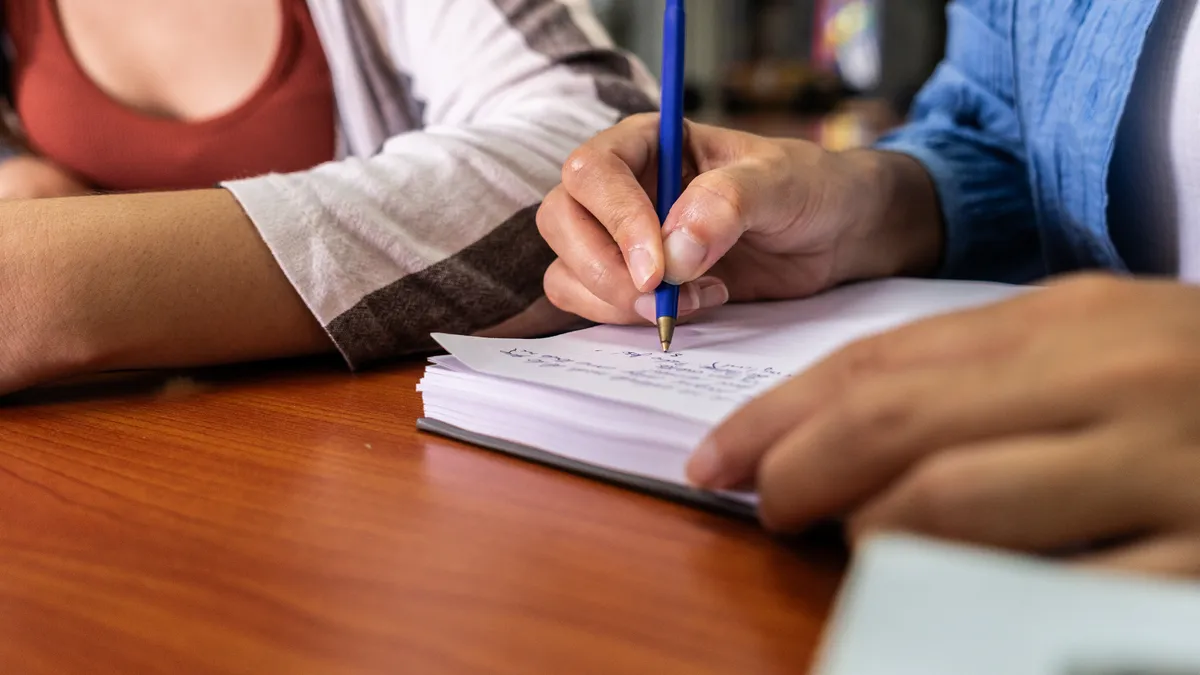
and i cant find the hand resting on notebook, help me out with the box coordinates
[694,275,1200,578]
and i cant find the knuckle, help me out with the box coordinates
[535,188,565,238]
[562,145,602,188]
[835,338,892,378]
[542,261,572,310]
[809,339,895,402]
[902,456,982,536]
[585,255,622,299]
[748,139,792,172]
[1094,338,1185,392]
[608,212,642,250]
[624,112,658,129]
[1041,274,1128,315]
[692,172,749,231]
[827,389,915,463]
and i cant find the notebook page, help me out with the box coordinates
[433,279,1028,425]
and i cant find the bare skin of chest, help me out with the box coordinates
[55,0,282,120]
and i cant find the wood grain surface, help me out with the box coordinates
[0,358,847,674]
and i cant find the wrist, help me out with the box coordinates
[830,149,945,282]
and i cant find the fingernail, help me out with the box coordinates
[633,294,656,323]
[696,277,730,311]
[677,277,730,315]
[686,439,725,488]
[663,229,707,284]
[628,247,657,291]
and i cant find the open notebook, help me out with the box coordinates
[417,278,1027,517]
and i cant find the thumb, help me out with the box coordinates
[660,165,765,285]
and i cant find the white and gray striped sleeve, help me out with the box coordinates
[224,0,657,368]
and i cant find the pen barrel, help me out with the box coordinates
[656,0,686,227]
[656,0,685,322]
[655,283,680,318]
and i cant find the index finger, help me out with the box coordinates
[561,114,667,294]
[687,289,1042,490]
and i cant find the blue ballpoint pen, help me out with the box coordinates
[655,0,686,352]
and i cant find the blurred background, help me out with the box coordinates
[591,0,947,149]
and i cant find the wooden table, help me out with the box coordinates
[0,358,847,675]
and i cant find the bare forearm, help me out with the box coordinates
[1,189,332,391]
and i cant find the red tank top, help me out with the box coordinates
[5,0,336,192]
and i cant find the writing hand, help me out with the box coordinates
[690,275,1200,577]
[536,114,943,326]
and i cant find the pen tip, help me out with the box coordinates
[657,316,676,352]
